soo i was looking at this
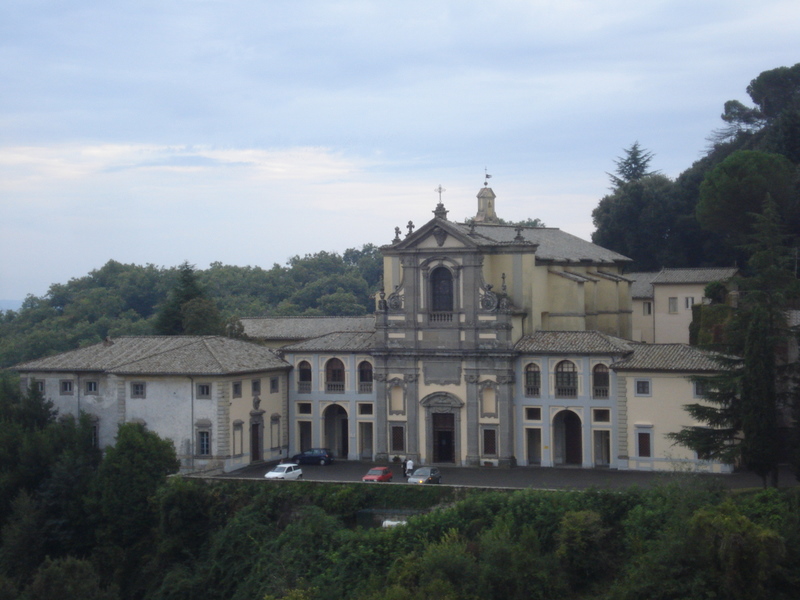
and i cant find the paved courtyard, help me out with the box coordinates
[219,460,798,491]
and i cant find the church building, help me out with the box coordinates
[275,185,726,472]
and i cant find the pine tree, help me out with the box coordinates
[607,141,657,188]
[670,197,799,486]
[154,262,222,335]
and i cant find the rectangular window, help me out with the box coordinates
[668,297,678,313]
[593,409,610,423]
[635,379,651,397]
[358,403,374,416]
[643,301,652,315]
[637,430,652,458]
[390,425,405,453]
[232,381,242,398]
[482,429,497,456]
[91,422,99,448]
[197,383,211,399]
[685,297,695,309]
[694,380,708,398]
[85,380,98,395]
[270,377,279,393]
[60,380,74,395]
[251,379,261,395]
[233,422,243,456]
[34,380,45,393]
[297,402,312,415]
[131,382,146,398]
[525,406,542,421]
[197,431,211,456]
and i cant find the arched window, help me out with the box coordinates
[592,364,609,398]
[431,266,454,313]
[298,361,312,393]
[358,361,373,393]
[525,364,541,397]
[555,360,577,398]
[326,358,345,393]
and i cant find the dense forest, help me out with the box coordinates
[2,377,800,600]
[2,63,800,599]
[0,245,382,369]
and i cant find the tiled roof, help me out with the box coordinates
[626,271,659,299]
[515,331,634,355]
[240,316,375,340]
[651,267,738,285]
[13,336,290,376]
[611,344,722,372]
[281,331,380,353]
[448,222,632,264]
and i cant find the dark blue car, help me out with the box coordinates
[291,448,334,465]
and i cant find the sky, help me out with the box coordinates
[2,0,799,302]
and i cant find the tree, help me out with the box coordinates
[696,150,799,248]
[670,198,800,486]
[24,556,119,600]
[91,423,180,547]
[591,174,680,270]
[607,142,657,189]
[739,306,780,487]
[154,262,222,335]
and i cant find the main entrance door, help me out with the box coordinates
[432,412,455,463]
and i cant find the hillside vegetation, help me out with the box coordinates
[0,245,382,368]
[2,375,800,600]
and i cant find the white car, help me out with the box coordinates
[264,463,303,480]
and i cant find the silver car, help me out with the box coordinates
[407,466,442,484]
[264,463,303,480]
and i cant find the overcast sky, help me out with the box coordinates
[1,1,798,302]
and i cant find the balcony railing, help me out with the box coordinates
[524,386,540,397]
[555,386,577,399]
[428,312,454,323]
[358,382,373,393]
[297,382,311,394]
[593,387,609,399]
[326,382,345,393]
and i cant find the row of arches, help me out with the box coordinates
[524,362,609,398]
[297,359,373,393]
[305,403,603,468]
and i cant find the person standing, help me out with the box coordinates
[405,457,414,478]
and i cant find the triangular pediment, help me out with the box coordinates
[386,218,478,251]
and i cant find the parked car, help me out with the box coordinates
[407,466,442,484]
[291,448,334,465]
[362,466,393,482]
[264,463,303,480]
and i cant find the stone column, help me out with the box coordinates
[498,371,517,467]
[465,372,480,466]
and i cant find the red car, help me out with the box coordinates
[362,466,393,482]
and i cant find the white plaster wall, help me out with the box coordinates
[653,283,705,343]
[624,371,730,473]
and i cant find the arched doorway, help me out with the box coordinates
[553,410,583,465]
[323,404,348,458]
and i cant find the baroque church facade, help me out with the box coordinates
[278,187,725,472]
